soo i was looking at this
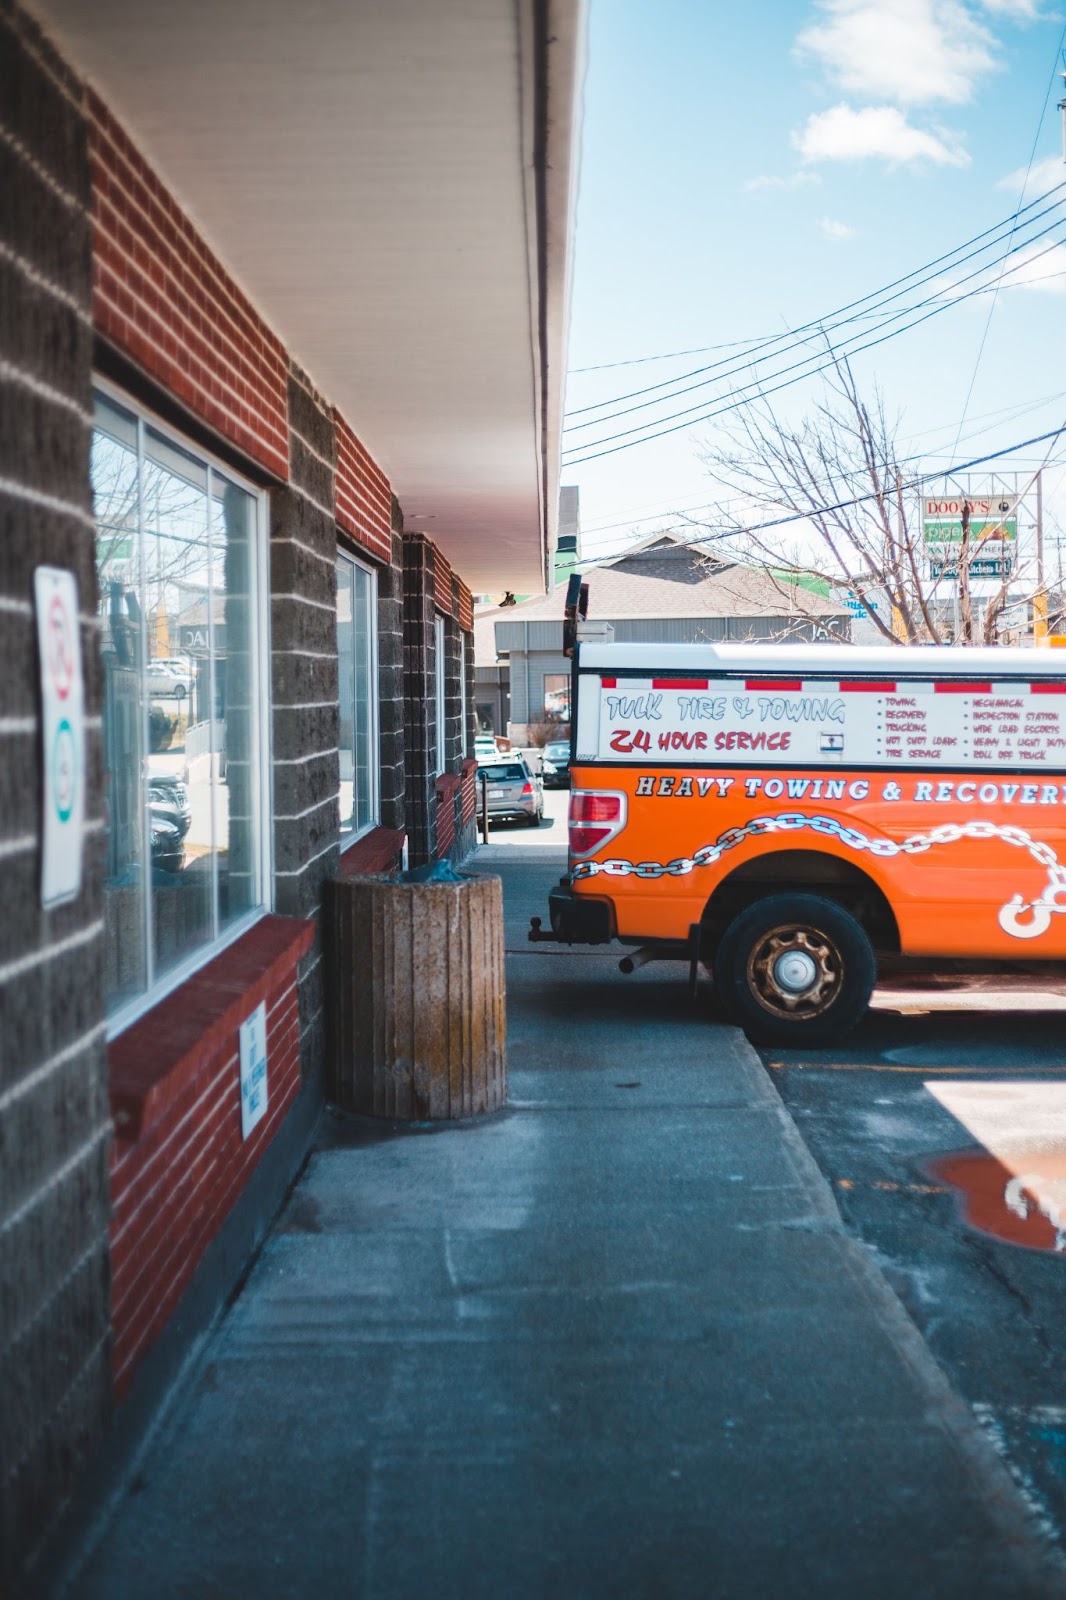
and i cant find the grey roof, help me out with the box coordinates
[474,539,848,663]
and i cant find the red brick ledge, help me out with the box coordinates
[109,915,315,1142]
[435,772,462,802]
[338,825,406,878]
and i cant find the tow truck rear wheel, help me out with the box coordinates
[713,893,875,1047]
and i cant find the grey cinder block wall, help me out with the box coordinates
[0,4,112,1585]
[270,363,341,1082]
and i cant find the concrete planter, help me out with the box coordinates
[327,873,507,1119]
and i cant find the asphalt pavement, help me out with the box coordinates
[764,992,1066,1563]
[60,829,1066,1599]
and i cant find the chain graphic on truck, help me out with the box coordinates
[570,811,1066,941]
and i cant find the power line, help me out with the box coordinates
[948,19,1066,461]
[559,419,1066,573]
[569,336,770,374]
[574,392,1066,556]
[563,233,1066,467]
[571,390,1066,544]
[564,181,1066,423]
[563,208,1066,450]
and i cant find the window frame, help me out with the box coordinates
[458,629,468,759]
[336,545,381,847]
[93,376,273,1042]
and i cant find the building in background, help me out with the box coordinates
[0,1,584,1587]
[476,534,851,744]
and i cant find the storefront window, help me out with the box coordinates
[92,389,267,1024]
[336,550,379,838]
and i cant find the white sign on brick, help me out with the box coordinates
[239,1001,269,1139]
[35,566,85,907]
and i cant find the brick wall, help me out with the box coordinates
[88,95,288,479]
[456,577,474,633]
[0,5,112,1586]
[1,9,486,1579]
[271,364,341,1082]
[334,408,391,565]
[377,522,407,834]
[107,917,312,1399]
[402,535,439,864]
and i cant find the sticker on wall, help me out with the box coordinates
[34,567,85,907]
[239,1001,269,1139]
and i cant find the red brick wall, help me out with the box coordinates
[334,407,391,564]
[434,550,454,616]
[460,758,477,825]
[435,773,459,855]
[457,579,474,632]
[108,918,312,1399]
[88,93,289,479]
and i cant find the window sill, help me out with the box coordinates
[109,914,315,1142]
[337,826,406,878]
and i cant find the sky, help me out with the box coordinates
[564,0,1066,587]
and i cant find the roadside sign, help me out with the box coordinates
[928,553,1015,582]
[34,567,85,907]
[239,1001,269,1138]
[923,495,1017,550]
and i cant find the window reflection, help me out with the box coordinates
[92,391,263,1021]
[337,552,378,837]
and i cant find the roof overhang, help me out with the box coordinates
[31,0,585,593]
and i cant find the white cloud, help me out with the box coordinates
[978,0,1040,15]
[934,241,1066,303]
[744,171,823,192]
[796,0,999,107]
[996,155,1066,197]
[999,242,1066,293]
[793,103,970,166]
[818,215,857,238]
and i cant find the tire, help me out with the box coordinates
[712,893,875,1047]
[525,809,542,828]
[173,684,186,701]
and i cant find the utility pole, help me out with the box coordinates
[1034,469,1048,643]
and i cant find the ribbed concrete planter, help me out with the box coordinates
[327,874,507,1119]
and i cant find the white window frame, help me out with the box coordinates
[337,547,380,845]
[435,612,447,776]
[459,630,468,758]
[94,376,273,1042]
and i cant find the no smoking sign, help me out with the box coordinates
[35,567,85,906]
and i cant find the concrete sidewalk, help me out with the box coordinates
[64,849,1064,1598]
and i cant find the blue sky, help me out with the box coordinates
[565,0,1066,575]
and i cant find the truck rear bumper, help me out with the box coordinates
[542,883,614,944]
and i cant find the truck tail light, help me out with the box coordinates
[569,789,627,858]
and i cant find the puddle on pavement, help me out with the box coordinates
[925,1148,1066,1254]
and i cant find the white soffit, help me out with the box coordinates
[31,0,584,593]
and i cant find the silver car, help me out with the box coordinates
[475,757,543,827]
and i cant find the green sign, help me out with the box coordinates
[923,517,1016,546]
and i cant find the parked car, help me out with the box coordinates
[474,756,543,826]
[149,814,185,876]
[148,772,191,874]
[474,735,499,761]
[147,660,190,700]
[148,774,191,840]
[541,739,571,788]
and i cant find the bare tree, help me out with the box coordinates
[691,350,1030,646]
